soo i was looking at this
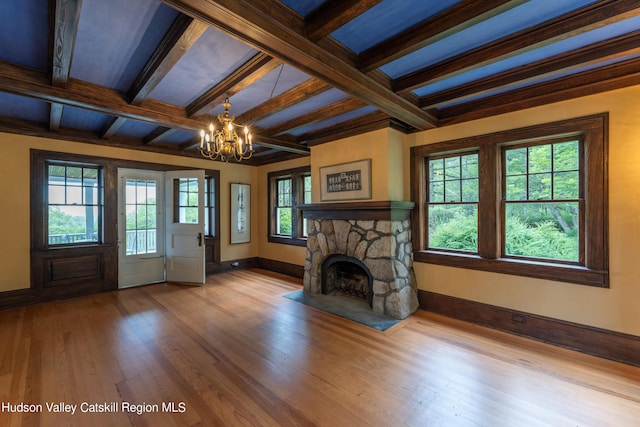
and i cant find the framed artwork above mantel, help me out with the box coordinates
[319,158,372,201]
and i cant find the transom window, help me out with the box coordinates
[411,114,608,287]
[47,162,102,245]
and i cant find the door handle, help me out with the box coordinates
[197,232,203,246]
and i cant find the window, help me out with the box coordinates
[268,166,311,246]
[204,175,216,237]
[412,114,608,286]
[275,177,292,235]
[503,140,582,262]
[124,178,157,255]
[173,177,198,223]
[428,153,479,252]
[47,162,102,245]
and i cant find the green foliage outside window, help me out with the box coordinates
[427,140,581,262]
[504,141,580,261]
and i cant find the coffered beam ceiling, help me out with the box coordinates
[2,0,640,165]
[162,0,439,130]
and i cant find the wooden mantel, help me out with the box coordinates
[300,201,415,221]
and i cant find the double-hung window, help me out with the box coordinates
[428,153,479,252]
[503,139,582,263]
[47,162,103,246]
[268,166,311,246]
[412,114,608,286]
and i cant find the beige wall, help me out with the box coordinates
[256,157,310,267]
[0,133,258,292]
[310,128,405,202]
[409,85,640,336]
[3,84,640,337]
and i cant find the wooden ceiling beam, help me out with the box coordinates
[0,115,205,159]
[358,0,524,72]
[299,111,392,147]
[100,116,127,139]
[128,14,208,105]
[144,127,175,145]
[252,134,310,154]
[265,97,367,136]
[100,14,207,139]
[49,0,82,132]
[161,0,438,130]
[420,29,640,109]
[51,0,81,87]
[49,103,64,132]
[304,0,382,42]
[395,0,640,93]
[237,77,331,124]
[0,60,201,130]
[437,56,640,126]
[186,52,281,116]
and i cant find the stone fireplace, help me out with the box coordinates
[303,202,418,319]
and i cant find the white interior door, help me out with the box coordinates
[118,169,165,288]
[165,170,205,284]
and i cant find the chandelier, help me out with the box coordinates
[199,98,253,162]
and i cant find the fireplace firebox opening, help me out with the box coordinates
[321,255,373,307]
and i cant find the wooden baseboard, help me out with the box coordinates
[418,290,640,367]
[256,258,305,278]
[208,257,258,274]
[0,284,107,311]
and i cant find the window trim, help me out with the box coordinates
[268,166,311,246]
[411,114,608,287]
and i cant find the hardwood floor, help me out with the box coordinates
[1,269,640,426]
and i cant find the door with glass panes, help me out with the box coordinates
[117,169,205,287]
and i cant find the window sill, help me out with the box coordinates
[268,235,308,247]
[413,250,608,288]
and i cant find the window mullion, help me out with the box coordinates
[478,144,499,259]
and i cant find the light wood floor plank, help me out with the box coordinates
[1,268,640,426]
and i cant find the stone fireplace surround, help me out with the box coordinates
[302,201,418,320]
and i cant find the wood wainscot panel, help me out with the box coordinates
[31,245,116,292]
[46,254,101,286]
[419,290,640,367]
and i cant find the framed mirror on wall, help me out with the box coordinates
[230,183,250,244]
